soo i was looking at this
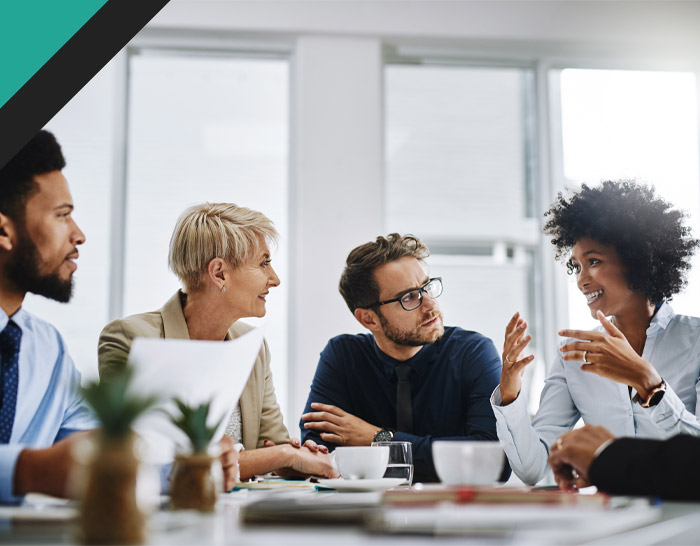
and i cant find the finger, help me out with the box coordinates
[573,475,591,489]
[263,439,276,447]
[561,351,593,363]
[318,445,329,454]
[558,329,604,341]
[301,411,343,425]
[303,439,319,452]
[504,312,520,336]
[320,432,345,445]
[507,354,535,372]
[508,334,532,360]
[289,437,301,448]
[310,402,345,416]
[219,435,234,450]
[505,320,528,348]
[221,451,238,468]
[559,341,597,353]
[597,311,623,337]
[303,421,341,433]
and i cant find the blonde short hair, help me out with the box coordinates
[168,203,278,291]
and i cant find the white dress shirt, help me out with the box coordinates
[491,303,700,485]
[0,307,96,503]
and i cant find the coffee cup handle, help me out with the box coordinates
[330,451,338,472]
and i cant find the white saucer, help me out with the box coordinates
[317,478,406,492]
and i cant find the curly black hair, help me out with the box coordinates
[0,130,65,220]
[543,180,699,304]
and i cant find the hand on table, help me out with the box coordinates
[499,312,535,405]
[263,437,328,454]
[218,435,240,491]
[276,445,339,479]
[301,403,379,446]
[559,311,662,399]
[14,430,93,498]
[548,425,616,492]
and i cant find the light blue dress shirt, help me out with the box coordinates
[491,303,700,485]
[0,307,96,503]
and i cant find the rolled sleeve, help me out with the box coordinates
[0,445,27,504]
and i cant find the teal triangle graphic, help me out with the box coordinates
[0,1,108,109]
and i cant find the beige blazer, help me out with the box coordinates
[97,291,290,450]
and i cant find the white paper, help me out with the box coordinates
[127,327,264,463]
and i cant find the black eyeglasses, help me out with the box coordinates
[370,277,443,311]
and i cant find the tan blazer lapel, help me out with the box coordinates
[161,291,191,340]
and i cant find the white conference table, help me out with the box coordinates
[3,488,700,545]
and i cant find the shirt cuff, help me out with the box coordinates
[647,385,689,431]
[593,438,615,460]
[0,444,27,504]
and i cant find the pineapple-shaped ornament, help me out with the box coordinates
[169,398,224,511]
[79,367,158,544]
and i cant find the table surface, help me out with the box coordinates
[2,488,699,545]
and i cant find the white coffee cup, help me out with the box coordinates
[432,441,504,486]
[331,446,389,480]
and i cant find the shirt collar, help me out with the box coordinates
[648,301,674,332]
[372,336,432,381]
[0,305,28,333]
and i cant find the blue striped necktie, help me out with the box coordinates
[0,321,21,443]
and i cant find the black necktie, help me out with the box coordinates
[395,363,413,433]
[0,321,21,443]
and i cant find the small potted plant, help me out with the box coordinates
[79,366,159,545]
[169,398,224,511]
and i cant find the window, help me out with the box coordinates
[385,63,544,402]
[124,50,291,426]
[24,60,118,382]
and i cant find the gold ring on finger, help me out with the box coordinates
[555,438,563,450]
[582,350,588,363]
[505,355,515,364]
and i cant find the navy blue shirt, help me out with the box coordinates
[301,326,503,482]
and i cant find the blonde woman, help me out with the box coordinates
[99,203,337,484]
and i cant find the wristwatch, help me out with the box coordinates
[373,428,394,442]
[633,379,666,408]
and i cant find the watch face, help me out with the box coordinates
[648,389,666,407]
[374,430,393,442]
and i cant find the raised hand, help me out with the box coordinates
[499,312,535,405]
[558,310,662,399]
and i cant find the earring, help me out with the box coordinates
[221,285,226,293]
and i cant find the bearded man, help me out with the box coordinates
[0,130,95,503]
[300,233,506,482]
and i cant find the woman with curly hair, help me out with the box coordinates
[491,180,700,486]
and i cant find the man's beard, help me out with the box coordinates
[377,309,444,347]
[4,231,73,303]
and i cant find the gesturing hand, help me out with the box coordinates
[548,425,616,492]
[499,312,535,406]
[301,403,379,446]
[558,310,662,399]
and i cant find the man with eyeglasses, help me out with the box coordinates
[300,233,505,482]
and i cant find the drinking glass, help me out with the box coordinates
[371,441,413,485]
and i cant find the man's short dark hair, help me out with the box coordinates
[339,233,430,313]
[0,130,65,220]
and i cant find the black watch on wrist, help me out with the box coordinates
[373,429,394,442]
[633,379,666,408]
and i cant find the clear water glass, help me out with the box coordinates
[371,441,413,485]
